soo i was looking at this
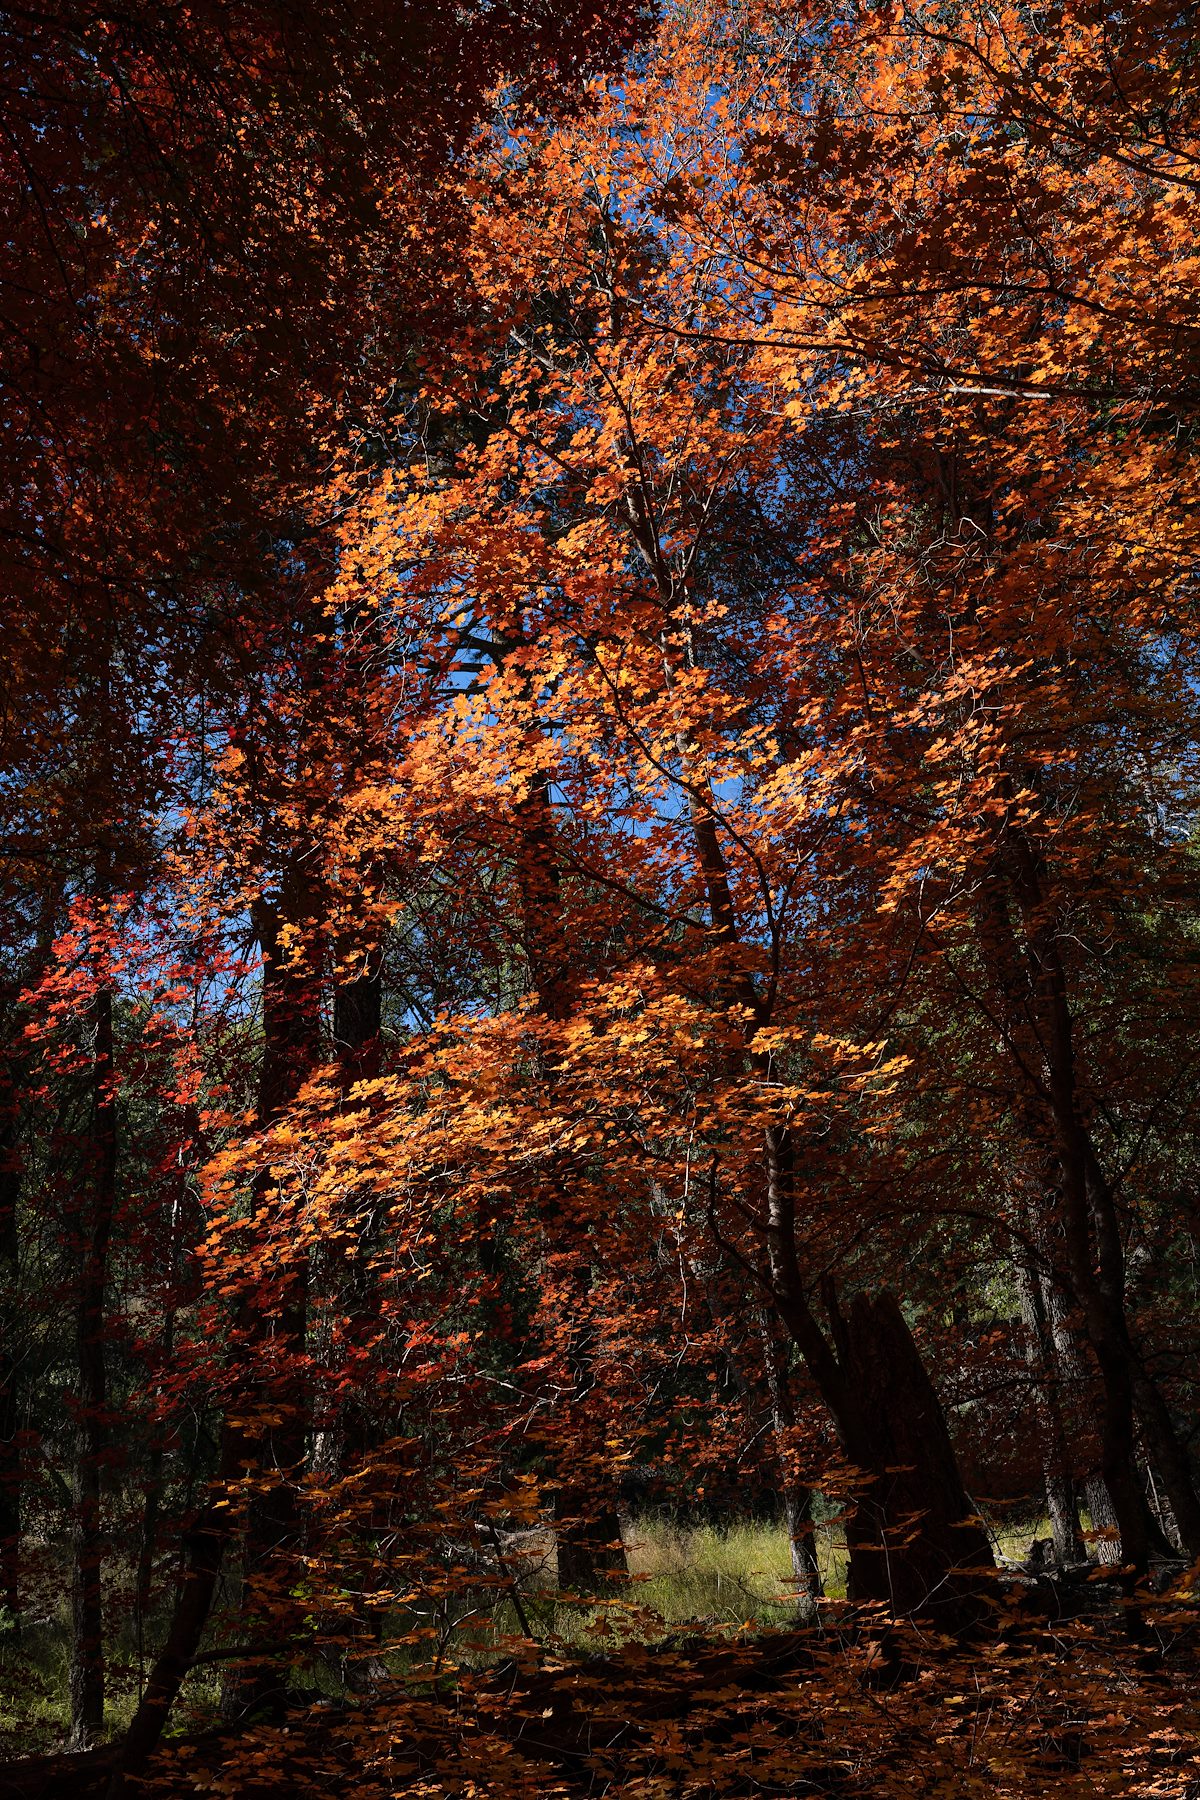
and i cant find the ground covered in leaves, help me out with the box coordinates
[79,1606,1200,1800]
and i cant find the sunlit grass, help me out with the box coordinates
[467,1508,1052,1658]
[625,1514,847,1618]
[0,1509,1054,1748]
[452,1514,848,1661]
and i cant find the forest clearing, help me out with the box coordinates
[1,0,1199,1793]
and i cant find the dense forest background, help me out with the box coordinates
[2,1,1199,1794]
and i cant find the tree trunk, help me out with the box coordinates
[1082,1475,1124,1566]
[1013,1232,1083,1566]
[1002,835,1200,1571]
[621,443,994,1623]
[134,1442,165,1682]
[111,874,321,1789]
[1141,1458,1183,1557]
[754,1305,821,1623]
[112,1428,248,1793]
[0,1053,21,1632]
[222,889,319,1721]
[333,962,382,1089]
[551,1263,629,1596]
[835,1290,995,1618]
[510,765,629,1596]
[751,1106,995,1626]
[680,727,993,1622]
[1046,1277,1183,1570]
[1035,1269,1124,1566]
[1129,1363,1200,1558]
[315,933,386,1671]
[553,1485,627,1592]
[69,984,118,1749]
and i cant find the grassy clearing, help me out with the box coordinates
[0,1510,1052,1752]
[624,1514,846,1618]
[462,1515,843,1658]
[472,1510,1049,1654]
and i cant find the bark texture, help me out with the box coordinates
[69,985,117,1748]
[755,1305,822,1623]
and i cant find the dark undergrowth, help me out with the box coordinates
[3,1585,1198,1799]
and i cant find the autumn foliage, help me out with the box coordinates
[2,2,1199,1795]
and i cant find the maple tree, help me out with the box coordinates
[2,0,1200,1795]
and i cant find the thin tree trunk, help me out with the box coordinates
[754,1305,821,1623]
[69,984,117,1749]
[1129,1363,1200,1557]
[111,875,321,1790]
[511,765,628,1592]
[1036,1270,1124,1566]
[134,1301,176,1686]
[684,750,993,1622]
[320,923,386,1680]
[1012,1225,1083,1566]
[1141,1457,1182,1556]
[134,1443,165,1686]
[112,1428,248,1791]
[551,1259,629,1594]
[0,1052,21,1632]
[223,889,318,1721]
[1002,833,1200,1570]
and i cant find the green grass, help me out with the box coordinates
[0,1510,1054,1748]
[0,1594,227,1758]
[450,1514,849,1661]
[468,1508,1054,1657]
[626,1515,847,1620]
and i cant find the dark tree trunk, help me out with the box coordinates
[1001,834,1200,1571]
[679,738,993,1623]
[1130,1364,1200,1558]
[834,1290,995,1618]
[1036,1272,1125,1566]
[553,1484,626,1592]
[1052,1136,1149,1577]
[755,1305,821,1623]
[511,765,628,1595]
[333,963,382,1088]
[223,888,320,1721]
[551,1262,629,1596]
[628,481,991,1622]
[112,1426,248,1794]
[1138,1463,1182,1560]
[134,1308,176,1682]
[768,1271,996,1626]
[317,926,386,1674]
[0,1053,21,1631]
[3,896,70,1639]
[111,870,322,1789]
[69,984,118,1749]
[134,1442,165,1677]
[1013,1232,1083,1566]
[754,1113,995,1626]
[332,586,386,1096]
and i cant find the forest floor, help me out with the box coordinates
[135,1620,1194,1800]
[0,1514,1024,1754]
[2,1518,848,1758]
[2,1522,1198,1797]
[21,1609,1196,1799]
